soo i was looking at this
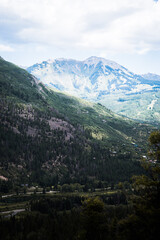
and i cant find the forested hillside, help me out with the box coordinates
[0,57,155,190]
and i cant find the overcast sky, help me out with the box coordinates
[0,0,160,74]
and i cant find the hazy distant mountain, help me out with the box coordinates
[27,56,160,123]
[142,73,160,81]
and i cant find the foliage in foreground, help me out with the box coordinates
[1,131,160,240]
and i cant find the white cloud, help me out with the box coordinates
[0,0,160,55]
[0,44,14,52]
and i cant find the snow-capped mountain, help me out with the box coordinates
[27,56,160,123]
[27,56,159,99]
[142,73,160,82]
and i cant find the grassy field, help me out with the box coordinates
[0,189,120,214]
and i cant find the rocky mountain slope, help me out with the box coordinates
[0,57,155,188]
[142,73,160,81]
[27,57,160,123]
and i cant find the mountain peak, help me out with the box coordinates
[84,56,106,65]
[84,56,124,70]
[85,56,105,62]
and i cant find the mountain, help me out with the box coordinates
[27,57,160,123]
[0,57,155,190]
[142,73,160,81]
[27,56,154,98]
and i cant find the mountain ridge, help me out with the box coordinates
[142,72,160,81]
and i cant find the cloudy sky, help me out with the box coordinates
[0,0,160,74]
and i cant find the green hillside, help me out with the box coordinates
[0,57,156,190]
[100,91,160,124]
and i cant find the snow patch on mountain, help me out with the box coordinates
[147,99,157,110]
